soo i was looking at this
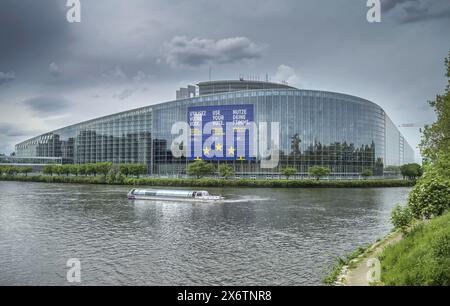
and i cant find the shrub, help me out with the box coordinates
[408,176,450,219]
[391,204,413,234]
[218,165,235,179]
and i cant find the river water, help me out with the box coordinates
[0,181,410,285]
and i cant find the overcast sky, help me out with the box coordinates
[0,0,449,160]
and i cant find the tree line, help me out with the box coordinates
[40,163,148,178]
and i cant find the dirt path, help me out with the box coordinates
[335,231,402,286]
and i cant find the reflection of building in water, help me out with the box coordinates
[15,79,414,176]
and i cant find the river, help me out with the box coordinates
[0,181,410,285]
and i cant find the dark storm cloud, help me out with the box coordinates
[0,0,71,69]
[0,123,30,138]
[0,71,16,85]
[21,96,70,115]
[164,36,265,67]
[381,0,450,23]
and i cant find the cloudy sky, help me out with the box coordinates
[0,0,449,160]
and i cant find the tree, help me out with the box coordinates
[86,164,97,176]
[280,167,297,179]
[53,165,63,176]
[119,164,130,177]
[374,158,384,176]
[5,166,17,176]
[187,160,215,179]
[19,166,33,176]
[361,169,373,180]
[43,165,55,176]
[308,166,331,180]
[96,162,113,178]
[77,164,87,176]
[60,165,71,176]
[68,165,79,176]
[128,164,147,178]
[420,51,450,161]
[218,164,235,179]
[400,163,423,180]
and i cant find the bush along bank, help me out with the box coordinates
[0,174,416,188]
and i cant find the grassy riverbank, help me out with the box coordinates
[328,212,450,286]
[379,211,450,285]
[0,174,415,188]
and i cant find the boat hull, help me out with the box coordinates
[129,195,223,202]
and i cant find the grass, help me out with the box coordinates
[0,174,415,188]
[379,211,450,285]
[323,246,368,285]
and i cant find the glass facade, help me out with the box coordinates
[15,88,415,175]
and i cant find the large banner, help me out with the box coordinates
[187,104,254,161]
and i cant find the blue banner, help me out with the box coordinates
[187,104,254,161]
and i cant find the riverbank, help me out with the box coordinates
[329,210,450,286]
[0,175,415,188]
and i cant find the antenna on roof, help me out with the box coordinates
[209,66,212,81]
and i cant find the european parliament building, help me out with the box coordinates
[15,79,415,176]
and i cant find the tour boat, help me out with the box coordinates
[127,188,224,202]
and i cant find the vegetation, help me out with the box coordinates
[0,174,414,188]
[186,160,215,178]
[390,204,413,234]
[378,52,450,285]
[218,164,235,179]
[280,167,297,179]
[400,163,423,180]
[379,211,450,285]
[308,166,331,180]
[360,169,373,180]
[0,165,33,176]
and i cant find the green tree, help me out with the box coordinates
[119,164,130,177]
[218,164,235,179]
[43,165,55,176]
[96,162,113,178]
[280,167,297,179]
[420,51,450,161]
[68,165,79,176]
[400,163,423,180]
[308,166,331,180]
[77,164,87,176]
[86,164,97,176]
[60,165,71,176]
[187,160,215,179]
[53,165,63,176]
[361,169,373,180]
[128,164,147,178]
[19,166,33,176]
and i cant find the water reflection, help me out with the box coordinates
[0,182,410,285]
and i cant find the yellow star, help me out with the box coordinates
[227,146,235,156]
[203,146,210,156]
[195,156,202,161]
[238,156,245,161]
[215,143,223,152]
